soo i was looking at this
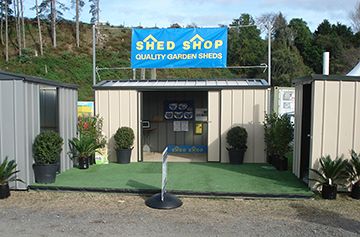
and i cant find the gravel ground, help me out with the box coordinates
[0,191,359,237]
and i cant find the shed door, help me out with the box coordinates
[300,84,312,180]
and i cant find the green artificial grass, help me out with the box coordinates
[31,163,312,196]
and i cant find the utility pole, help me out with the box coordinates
[267,22,272,86]
[92,24,96,85]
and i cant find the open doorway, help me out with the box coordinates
[141,91,208,162]
[39,86,59,132]
[300,83,312,182]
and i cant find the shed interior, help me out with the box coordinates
[142,91,208,162]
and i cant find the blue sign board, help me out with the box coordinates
[131,27,227,68]
[167,145,208,154]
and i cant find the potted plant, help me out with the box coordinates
[347,150,360,199]
[226,126,248,164]
[114,127,135,164]
[310,155,348,199]
[272,113,294,171]
[77,115,107,165]
[0,157,23,199]
[263,113,277,164]
[33,130,63,183]
[69,134,102,169]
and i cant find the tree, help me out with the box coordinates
[4,0,9,61]
[169,23,181,28]
[89,0,99,25]
[350,1,360,32]
[35,0,43,55]
[14,0,22,56]
[0,0,12,46]
[20,0,25,49]
[228,14,266,77]
[38,0,68,48]
[72,0,85,47]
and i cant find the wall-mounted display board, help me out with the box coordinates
[164,101,194,121]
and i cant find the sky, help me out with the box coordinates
[24,0,359,32]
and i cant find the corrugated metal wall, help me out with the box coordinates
[95,90,139,162]
[310,80,360,167]
[0,80,77,189]
[208,91,221,162]
[0,80,40,189]
[220,89,269,163]
[58,87,77,172]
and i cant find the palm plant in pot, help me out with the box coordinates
[33,130,63,183]
[114,127,135,164]
[69,134,102,169]
[347,150,360,199]
[0,157,23,199]
[226,126,248,164]
[310,155,348,200]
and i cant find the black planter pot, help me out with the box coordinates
[33,163,58,184]
[78,157,90,169]
[0,183,10,199]
[116,149,132,164]
[267,154,274,165]
[322,184,337,199]
[351,182,360,199]
[228,148,246,164]
[274,156,288,171]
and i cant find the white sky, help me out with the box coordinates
[24,0,359,32]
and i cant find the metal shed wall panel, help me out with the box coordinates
[208,91,221,162]
[310,80,360,168]
[95,90,139,162]
[58,87,77,171]
[220,89,268,163]
[0,81,40,189]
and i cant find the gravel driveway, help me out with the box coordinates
[0,191,359,237]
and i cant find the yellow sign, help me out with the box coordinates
[195,122,203,135]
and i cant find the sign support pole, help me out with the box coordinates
[145,147,182,209]
[92,24,97,86]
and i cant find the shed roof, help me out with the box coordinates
[293,74,360,85]
[93,79,269,91]
[0,71,78,90]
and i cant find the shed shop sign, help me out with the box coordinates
[131,27,227,68]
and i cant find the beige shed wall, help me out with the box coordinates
[293,84,303,177]
[95,90,139,162]
[310,80,360,168]
[220,89,268,163]
[208,91,221,162]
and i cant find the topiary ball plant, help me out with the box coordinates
[33,130,63,165]
[114,127,135,150]
[226,126,248,150]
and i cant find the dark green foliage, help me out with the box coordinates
[0,157,23,185]
[33,130,63,165]
[347,150,360,186]
[310,155,348,187]
[68,134,101,159]
[263,113,294,158]
[114,127,135,150]
[226,126,248,150]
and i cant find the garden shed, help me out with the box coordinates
[293,74,360,184]
[94,79,269,163]
[0,71,78,190]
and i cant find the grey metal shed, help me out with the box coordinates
[0,71,78,190]
[293,74,360,186]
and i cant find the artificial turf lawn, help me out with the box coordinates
[31,163,312,196]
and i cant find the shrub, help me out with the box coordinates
[33,130,63,165]
[78,115,106,149]
[310,155,348,187]
[0,157,23,185]
[263,113,294,158]
[347,150,360,186]
[114,127,135,150]
[226,126,248,150]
